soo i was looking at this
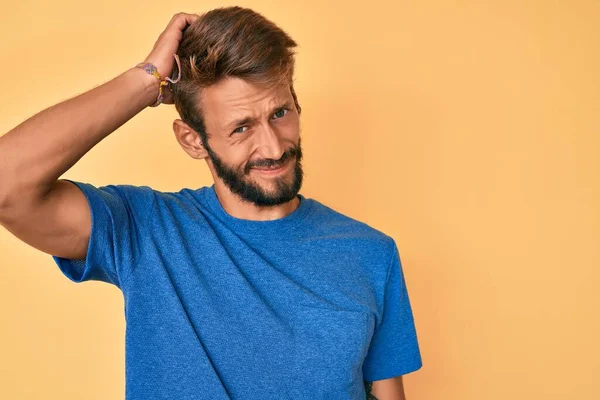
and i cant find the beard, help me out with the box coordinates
[204,136,304,207]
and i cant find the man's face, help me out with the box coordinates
[199,77,303,207]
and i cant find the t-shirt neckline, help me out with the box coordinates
[202,184,313,236]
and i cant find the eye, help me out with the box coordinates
[233,126,248,134]
[232,108,289,135]
[272,108,289,119]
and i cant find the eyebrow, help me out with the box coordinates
[223,101,294,131]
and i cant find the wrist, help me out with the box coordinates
[128,66,161,108]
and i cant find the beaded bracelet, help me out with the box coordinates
[135,54,182,107]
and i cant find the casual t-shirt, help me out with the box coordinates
[52,180,422,399]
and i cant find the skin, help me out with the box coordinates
[367,376,407,399]
[0,13,199,261]
[172,76,304,220]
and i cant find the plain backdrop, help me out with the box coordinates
[1,0,598,399]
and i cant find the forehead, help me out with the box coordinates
[200,77,291,132]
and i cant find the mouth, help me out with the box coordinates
[251,158,293,176]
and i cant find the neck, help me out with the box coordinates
[212,181,300,221]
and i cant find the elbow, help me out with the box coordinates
[0,197,19,225]
[0,178,17,221]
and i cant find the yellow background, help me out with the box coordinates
[1,1,598,399]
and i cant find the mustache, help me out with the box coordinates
[245,146,300,171]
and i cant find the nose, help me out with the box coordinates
[255,122,285,163]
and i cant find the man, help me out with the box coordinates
[0,7,421,400]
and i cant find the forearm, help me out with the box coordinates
[0,66,158,207]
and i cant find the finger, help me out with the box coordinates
[167,12,199,30]
[176,13,199,29]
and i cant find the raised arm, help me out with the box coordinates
[0,13,198,260]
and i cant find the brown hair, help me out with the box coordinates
[170,6,301,146]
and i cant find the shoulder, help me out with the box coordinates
[113,184,210,209]
[63,180,158,214]
[76,183,213,225]
[307,197,396,251]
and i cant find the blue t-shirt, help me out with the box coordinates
[52,180,422,399]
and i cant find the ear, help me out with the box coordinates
[172,119,209,159]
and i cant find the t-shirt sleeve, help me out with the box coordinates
[51,179,155,289]
[362,241,423,381]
